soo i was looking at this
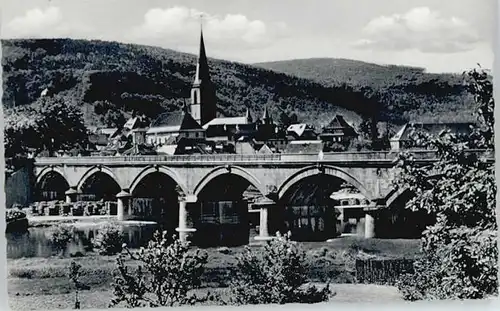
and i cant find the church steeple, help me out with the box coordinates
[190,28,217,126]
[193,30,209,86]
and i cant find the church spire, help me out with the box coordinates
[193,29,210,86]
[189,24,217,126]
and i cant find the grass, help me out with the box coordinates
[7,237,420,310]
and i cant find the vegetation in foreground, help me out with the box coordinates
[394,68,497,300]
[8,236,420,309]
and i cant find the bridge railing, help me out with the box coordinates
[34,149,493,165]
[34,153,283,164]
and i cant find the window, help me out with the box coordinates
[195,132,199,138]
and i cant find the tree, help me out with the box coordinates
[395,68,496,300]
[278,111,299,131]
[4,95,89,157]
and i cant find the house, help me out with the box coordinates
[319,115,357,151]
[287,123,317,140]
[390,122,475,150]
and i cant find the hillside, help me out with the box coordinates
[255,58,477,123]
[2,39,476,133]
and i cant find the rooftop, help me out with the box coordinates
[391,122,475,141]
[203,116,249,128]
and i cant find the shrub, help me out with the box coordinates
[109,231,215,308]
[50,224,75,253]
[92,223,124,255]
[229,232,331,305]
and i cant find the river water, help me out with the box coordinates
[6,222,160,259]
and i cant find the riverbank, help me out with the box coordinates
[7,237,420,310]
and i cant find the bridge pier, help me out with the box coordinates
[176,195,197,242]
[65,187,78,204]
[116,190,131,221]
[253,197,275,241]
[364,213,375,239]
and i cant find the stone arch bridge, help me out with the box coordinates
[33,150,493,242]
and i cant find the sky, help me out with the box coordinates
[1,0,496,73]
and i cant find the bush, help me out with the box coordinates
[229,232,331,305]
[50,224,75,253]
[92,223,124,255]
[396,227,498,300]
[110,231,215,308]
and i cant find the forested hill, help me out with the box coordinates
[2,39,476,131]
[255,58,477,122]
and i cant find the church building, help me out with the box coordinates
[145,28,281,155]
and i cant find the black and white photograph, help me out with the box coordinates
[1,0,497,310]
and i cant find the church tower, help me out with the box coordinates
[190,30,217,126]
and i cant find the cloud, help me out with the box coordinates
[129,6,287,50]
[3,6,93,39]
[352,7,481,53]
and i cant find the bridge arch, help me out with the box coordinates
[277,165,374,201]
[77,165,121,192]
[36,166,68,187]
[129,165,188,196]
[35,167,70,201]
[193,166,266,198]
[385,187,412,208]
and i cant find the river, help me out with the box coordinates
[6,221,160,259]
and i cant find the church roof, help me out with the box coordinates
[151,111,184,127]
[148,111,203,134]
[203,116,249,128]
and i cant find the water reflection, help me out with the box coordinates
[6,222,160,259]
